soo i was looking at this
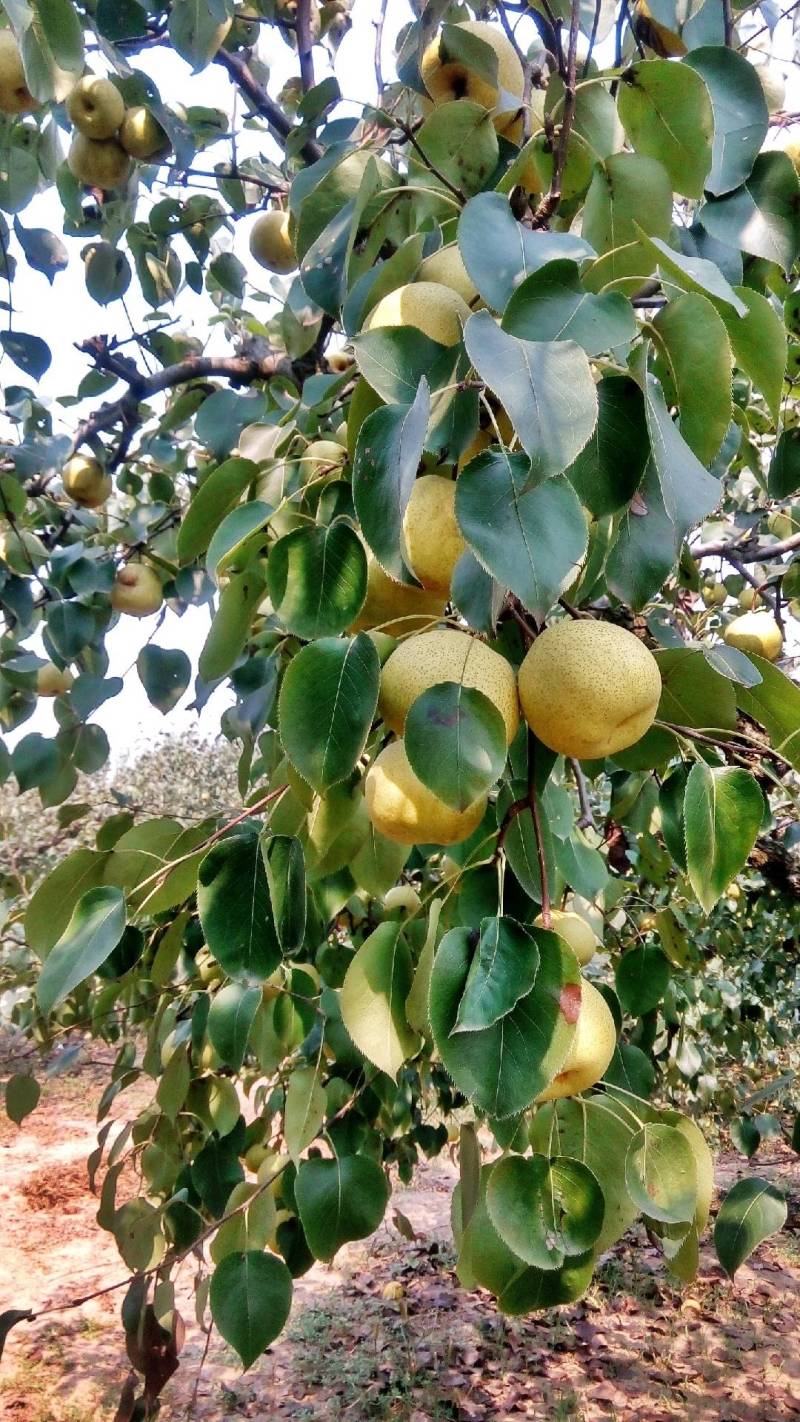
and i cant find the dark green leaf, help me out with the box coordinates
[684,47,768,196]
[714,1177,787,1278]
[502,260,636,356]
[458,192,594,312]
[565,376,649,516]
[263,836,306,955]
[768,428,800,499]
[4,1073,40,1125]
[0,332,51,380]
[700,152,800,272]
[278,634,379,792]
[198,835,280,981]
[207,983,262,1071]
[267,523,367,640]
[137,646,191,715]
[487,1154,605,1269]
[684,762,764,913]
[36,886,126,1015]
[296,1155,390,1260]
[452,917,540,1033]
[405,683,506,812]
[615,944,671,1016]
[177,458,258,565]
[652,292,732,464]
[352,378,429,583]
[210,1250,292,1369]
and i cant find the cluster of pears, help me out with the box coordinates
[364,619,662,847]
[66,73,170,191]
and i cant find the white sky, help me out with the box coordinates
[5,3,798,761]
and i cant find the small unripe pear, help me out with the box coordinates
[111,562,163,617]
[534,909,598,966]
[366,282,470,346]
[68,133,132,190]
[249,210,296,274]
[383,884,422,915]
[36,662,73,697]
[63,454,112,509]
[0,31,37,115]
[119,105,171,160]
[723,610,783,662]
[67,75,125,139]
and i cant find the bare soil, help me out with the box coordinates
[1,1062,798,1422]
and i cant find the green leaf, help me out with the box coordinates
[652,292,732,464]
[464,312,597,481]
[495,780,557,906]
[617,59,712,198]
[565,376,649,517]
[530,1095,643,1252]
[582,154,673,297]
[210,1251,292,1370]
[31,0,84,72]
[458,192,594,312]
[713,1178,787,1279]
[700,152,800,273]
[340,922,421,1079]
[351,825,409,900]
[502,260,636,357]
[168,0,232,70]
[411,100,498,198]
[207,502,271,582]
[684,763,764,913]
[12,734,62,793]
[768,428,800,500]
[207,983,262,1071]
[5,1073,40,1126]
[295,1155,390,1260]
[284,1065,327,1162]
[267,523,367,641]
[430,926,580,1118]
[736,657,800,772]
[720,288,786,423]
[198,564,267,683]
[456,452,588,620]
[36,886,126,1015]
[13,218,68,284]
[177,458,258,565]
[634,232,748,316]
[198,835,280,981]
[486,1154,605,1270]
[603,1042,656,1099]
[615,944,671,1016]
[625,1122,697,1224]
[730,1116,761,1160]
[137,646,191,715]
[683,47,768,197]
[656,646,737,730]
[278,635,379,793]
[452,917,540,1033]
[702,643,761,688]
[659,764,689,870]
[263,836,306,954]
[643,369,721,535]
[0,332,51,381]
[352,378,430,584]
[25,848,109,957]
[405,683,506,812]
[352,327,451,406]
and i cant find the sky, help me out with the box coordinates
[4,1,799,763]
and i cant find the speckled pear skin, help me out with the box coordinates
[518,619,662,760]
[365,739,486,846]
[379,629,520,744]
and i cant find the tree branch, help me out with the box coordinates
[570,758,595,829]
[374,0,388,102]
[214,48,322,164]
[296,0,316,93]
[530,0,581,229]
[722,0,735,45]
[690,531,800,561]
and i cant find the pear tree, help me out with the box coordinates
[0,0,798,1405]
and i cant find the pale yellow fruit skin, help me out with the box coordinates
[755,64,786,115]
[365,738,486,846]
[418,244,478,306]
[350,553,445,638]
[518,620,662,760]
[67,76,125,139]
[328,351,353,374]
[0,31,37,115]
[421,20,523,116]
[36,662,73,697]
[534,909,598,966]
[379,628,520,744]
[299,438,346,485]
[723,611,783,662]
[249,210,296,274]
[402,475,465,594]
[111,563,163,617]
[68,134,132,189]
[781,138,800,176]
[119,105,171,160]
[383,884,422,914]
[535,979,616,1103]
[701,580,726,607]
[365,282,470,346]
[63,454,111,509]
[738,586,757,611]
[458,408,514,469]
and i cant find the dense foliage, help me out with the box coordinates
[0,0,798,1406]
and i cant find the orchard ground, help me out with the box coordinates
[0,1055,798,1422]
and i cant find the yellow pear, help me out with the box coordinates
[723,610,783,661]
[0,527,47,572]
[111,562,163,617]
[0,31,37,115]
[62,454,111,509]
[421,20,523,122]
[68,133,132,189]
[350,552,445,638]
[379,628,519,743]
[249,210,296,274]
[365,282,470,346]
[67,75,125,139]
[119,105,171,160]
[738,586,757,611]
[36,662,73,697]
[518,619,662,760]
[383,884,422,914]
[781,138,800,176]
[701,579,727,607]
[534,909,598,966]
[418,244,478,306]
[365,738,486,846]
[458,407,514,469]
[632,0,686,56]
[328,350,354,374]
[535,979,617,1102]
[402,475,465,593]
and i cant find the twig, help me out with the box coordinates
[296,0,315,93]
[528,731,551,927]
[723,551,782,628]
[380,113,466,202]
[530,0,581,229]
[722,0,735,45]
[374,0,388,103]
[214,48,322,164]
[582,0,603,78]
[570,758,595,829]
[691,530,800,561]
